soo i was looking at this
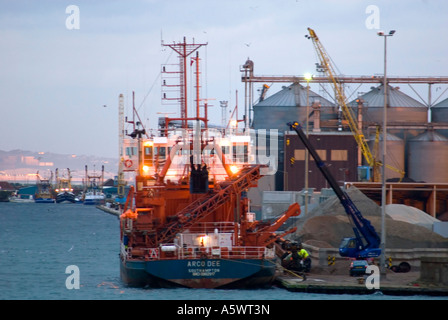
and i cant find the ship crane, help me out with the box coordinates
[306,27,405,182]
[124,165,301,248]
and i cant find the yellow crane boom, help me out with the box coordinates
[306,27,404,182]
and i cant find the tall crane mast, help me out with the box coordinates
[306,27,404,181]
[288,121,381,259]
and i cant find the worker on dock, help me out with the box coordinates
[282,242,312,273]
[297,243,311,272]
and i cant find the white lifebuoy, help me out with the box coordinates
[124,159,133,168]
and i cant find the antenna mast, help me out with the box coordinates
[161,37,207,128]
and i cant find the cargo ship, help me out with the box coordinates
[118,38,300,289]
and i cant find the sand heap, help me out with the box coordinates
[293,186,448,249]
[386,204,439,230]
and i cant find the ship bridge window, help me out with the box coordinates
[202,148,216,159]
[155,146,167,159]
[232,143,249,163]
[144,146,153,165]
[144,146,153,155]
[176,147,190,158]
[126,147,137,157]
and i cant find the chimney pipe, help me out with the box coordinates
[312,101,322,132]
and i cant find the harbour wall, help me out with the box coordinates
[420,257,448,286]
[304,243,448,271]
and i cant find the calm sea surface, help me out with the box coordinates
[0,202,445,301]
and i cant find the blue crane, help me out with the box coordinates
[288,121,381,259]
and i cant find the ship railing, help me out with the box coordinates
[209,246,276,260]
[182,222,236,234]
[154,244,275,260]
[124,243,275,261]
[120,243,129,259]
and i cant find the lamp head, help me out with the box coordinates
[304,73,313,81]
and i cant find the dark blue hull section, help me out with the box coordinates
[120,257,277,289]
[35,198,55,203]
[56,192,76,204]
[83,199,105,205]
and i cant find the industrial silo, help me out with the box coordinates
[251,83,336,194]
[368,132,405,181]
[407,130,448,183]
[431,96,448,123]
[431,97,448,139]
[252,83,336,131]
[352,85,428,129]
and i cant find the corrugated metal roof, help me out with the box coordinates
[433,96,448,108]
[410,130,448,142]
[369,132,403,141]
[352,85,426,108]
[255,83,335,108]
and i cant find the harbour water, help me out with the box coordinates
[0,202,444,301]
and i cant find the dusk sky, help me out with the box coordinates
[1,0,447,158]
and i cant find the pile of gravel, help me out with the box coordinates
[292,186,448,249]
[386,204,439,230]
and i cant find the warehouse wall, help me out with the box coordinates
[284,132,358,191]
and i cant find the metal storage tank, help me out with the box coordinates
[368,132,405,181]
[431,97,448,139]
[350,85,428,126]
[251,84,335,192]
[407,130,448,183]
[252,83,336,131]
[431,96,448,123]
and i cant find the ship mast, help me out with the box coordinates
[117,93,126,201]
[161,37,207,129]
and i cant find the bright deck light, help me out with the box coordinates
[230,165,239,174]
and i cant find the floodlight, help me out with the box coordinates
[304,73,313,81]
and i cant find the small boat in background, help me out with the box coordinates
[83,190,106,205]
[55,168,76,204]
[9,193,34,203]
[82,165,105,205]
[34,171,55,204]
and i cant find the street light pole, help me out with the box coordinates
[377,30,395,276]
[304,73,313,215]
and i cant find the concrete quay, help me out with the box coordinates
[276,258,448,297]
[275,244,448,296]
[276,272,448,296]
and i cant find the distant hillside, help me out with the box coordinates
[0,149,118,184]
